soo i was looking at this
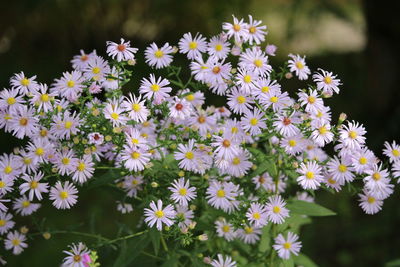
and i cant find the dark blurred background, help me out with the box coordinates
[1,0,399,266]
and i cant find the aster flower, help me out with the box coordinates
[168,178,197,206]
[83,55,110,81]
[145,42,174,69]
[265,195,290,224]
[9,105,39,139]
[139,74,172,104]
[116,202,134,214]
[178,32,207,60]
[260,90,292,112]
[235,67,258,94]
[273,113,301,137]
[222,149,252,177]
[383,141,400,163]
[19,172,49,201]
[0,88,24,112]
[273,232,302,259]
[30,84,57,112]
[280,134,306,155]
[358,189,383,215]
[288,54,311,80]
[253,77,281,98]
[106,38,138,62]
[4,231,28,255]
[296,161,324,190]
[312,68,341,95]
[326,156,355,184]
[239,47,271,77]
[10,71,39,95]
[50,110,82,139]
[241,108,266,136]
[265,44,277,56]
[144,199,176,231]
[174,139,199,172]
[104,102,128,127]
[211,134,240,161]
[363,164,393,200]
[0,212,15,234]
[215,218,236,241]
[227,87,254,115]
[169,97,193,120]
[49,181,78,209]
[13,196,41,216]
[0,176,14,196]
[0,153,21,180]
[121,93,149,123]
[223,15,249,43]
[175,204,194,230]
[206,180,239,213]
[54,149,78,176]
[71,49,96,71]
[339,121,366,150]
[71,156,95,184]
[121,145,151,172]
[298,90,325,114]
[237,225,262,244]
[210,254,237,267]
[246,202,268,227]
[311,122,334,147]
[122,175,144,197]
[62,242,91,267]
[207,35,230,59]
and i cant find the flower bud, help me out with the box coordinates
[20,226,29,234]
[285,72,293,79]
[339,113,347,123]
[178,171,185,177]
[203,257,211,264]
[105,135,112,142]
[198,234,208,241]
[151,182,159,188]
[127,59,136,66]
[43,232,51,240]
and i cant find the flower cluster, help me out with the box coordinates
[0,15,398,266]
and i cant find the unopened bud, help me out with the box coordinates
[20,226,29,234]
[151,182,159,188]
[339,113,347,123]
[43,232,51,240]
[198,234,208,241]
[285,72,293,79]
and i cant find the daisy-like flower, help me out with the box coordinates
[9,105,39,139]
[13,196,41,216]
[49,181,78,209]
[351,147,376,174]
[227,87,254,115]
[323,172,344,192]
[71,156,94,184]
[122,175,144,197]
[121,93,149,123]
[88,132,104,145]
[0,153,21,180]
[265,195,289,224]
[178,32,207,60]
[241,108,266,136]
[174,139,199,172]
[181,89,205,107]
[124,127,148,149]
[117,202,134,214]
[0,212,15,234]
[10,71,39,95]
[139,74,172,104]
[246,202,268,227]
[239,47,271,77]
[326,156,354,184]
[0,176,13,196]
[145,42,174,69]
[62,242,91,267]
[363,164,393,199]
[253,78,281,98]
[222,149,252,177]
[206,180,239,213]
[31,83,57,112]
[169,97,193,120]
[246,15,267,44]
[237,225,262,244]
[297,90,324,114]
[223,15,249,43]
[15,150,39,175]
[265,44,277,56]
[50,110,82,140]
[54,149,78,176]
[210,254,237,267]
[215,218,236,241]
[273,113,301,137]
[51,70,85,102]
[312,68,341,95]
[311,122,334,147]
[339,121,366,150]
[106,38,138,62]
[393,161,400,179]
[144,199,176,231]
[83,55,110,81]
[121,145,151,172]
[288,54,311,80]
[188,110,217,136]
[71,49,96,71]
[297,161,324,190]
[259,90,292,112]
[168,178,197,206]
[211,134,240,161]
[104,102,128,127]
[207,35,230,59]
[175,205,194,229]
[273,232,302,260]
[383,141,400,163]
[19,172,49,201]
[0,88,24,112]
[4,231,28,255]
[358,189,383,215]
[280,134,305,155]
[235,67,258,94]
[204,58,232,89]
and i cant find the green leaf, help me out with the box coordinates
[161,254,179,267]
[149,228,161,256]
[282,257,295,267]
[113,234,150,267]
[287,200,336,216]
[294,253,318,267]
[88,170,120,189]
[386,259,400,267]
[258,224,272,253]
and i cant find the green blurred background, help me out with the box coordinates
[1,0,399,266]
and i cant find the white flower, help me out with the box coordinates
[207,35,230,59]
[339,121,366,150]
[19,172,49,201]
[223,15,249,43]
[215,218,236,241]
[116,202,133,214]
[265,195,289,224]
[106,38,138,62]
[211,254,237,267]
[358,189,383,215]
[288,54,310,80]
[241,108,266,136]
[312,68,341,95]
[168,178,197,206]
[246,202,268,227]
[121,146,151,172]
[326,156,355,184]
[273,232,302,259]
[62,242,91,267]
[121,93,149,123]
[206,180,239,213]
[49,181,78,209]
[227,87,254,115]
[298,90,324,114]
[145,42,174,69]
[144,199,176,231]
[221,149,252,177]
[169,97,193,120]
[83,55,110,81]
[4,231,28,255]
[236,225,262,244]
[363,164,393,200]
[9,105,39,139]
[104,101,128,127]
[10,71,39,95]
[51,70,85,101]
[297,161,324,190]
[0,88,24,112]
[311,122,334,147]
[139,74,172,104]
[72,156,95,184]
[211,134,240,161]
[71,49,96,71]
[239,47,271,77]
[273,113,301,137]
[0,212,15,234]
[179,32,207,60]
[383,141,400,163]
[13,196,41,216]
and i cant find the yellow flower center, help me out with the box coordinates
[243,75,252,83]
[305,171,314,179]
[288,140,297,147]
[12,239,20,246]
[222,139,231,147]
[132,103,141,112]
[392,149,400,157]
[185,94,195,101]
[197,116,206,124]
[23,157,32,165]
[324,76,332,84]
[4,166,13,174]
[21,78,30,86]
[59,191,69,199]
[249,26,256,34]
[270,96,278,103]
[372,172,381,181]
[212,66,221,74]
[22,200,30,208]
[295,61,304,69]
[0,181,5,188]
[131,152,140,159]
[338,164,347,173]
[67,80,75,88]
[232,157,241,165]
[92,67,100,74]
[151,84,160,92]
[250,118,258,126]
[155,210,164,218]
[308,96,316,104]
[215,44,223,51]
[131,138,139,145]
[189,42,198,50]
[110,112,119,120]
[367,197,375,204]
[319,126,328,135]
[7,97,16,105]
[216,189,225,198]
[349,131,357,139]
[253,59,263,67]
[40,94,49,102]
[283,242,292,249]
[19,118,28,126]
[64,121,73,129]
[36,147,45,156]
[261,86,269,93]
[359,157,367,165]
[233,24,241,31]
[245,226,253,234]
[253,212,261,220]
[154,50,164,58]
[0,219,6,227]
[62,157,70,165]
[77,162,86,171]
[30,181,38,189]
[179,188,187,196]
[328,177,336,184]
[231,127,238,134]
[237,96,246,104]
[222,225,230,233]
[273,206,281,213]
[185,151,194,160]
[73,255,81,262]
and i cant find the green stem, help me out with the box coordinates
[160,234,168,252]
[106,230,148,245]
[141,251,164,260]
